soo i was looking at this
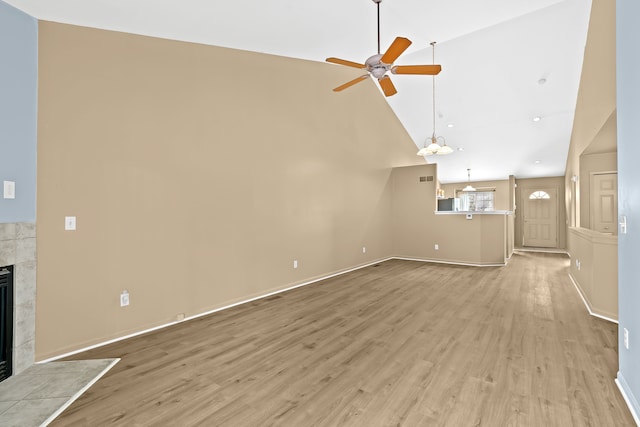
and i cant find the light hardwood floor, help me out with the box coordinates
[51,252,635,426]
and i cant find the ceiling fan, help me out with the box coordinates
[326,0,442,97]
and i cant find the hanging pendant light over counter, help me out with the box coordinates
[462,168,476,192]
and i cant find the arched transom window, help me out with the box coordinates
[529,190,551,199]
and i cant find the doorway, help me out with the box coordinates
[523,188,558,248]
[590,172,617,234]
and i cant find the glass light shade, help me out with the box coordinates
[417,138,443,156]
[436,143,454,155]
[426,142,442,153]
[417,146,430,156]
[462,184,476,192]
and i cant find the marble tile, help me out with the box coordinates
[0,240,16,266]
[0,373,47,402]
[0,359,119,427]
[14,301,36,347]
[27,373,97,399]
[0,397,69,427]
[13,342,35,375]
[16,222,36,239]
[28,359,114,375]
[0,223,16,241]
[15,237,36,264]
[0,399,18,413]
[13,260,36,306]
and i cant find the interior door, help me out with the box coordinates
[590,173,618,234]
[523,188,558,248]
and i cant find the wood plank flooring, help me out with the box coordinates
[51,251,635,426]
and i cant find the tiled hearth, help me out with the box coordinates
[0,223,36,376]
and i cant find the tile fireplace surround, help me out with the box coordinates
[0,222,36,376]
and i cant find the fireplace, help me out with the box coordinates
[0,223,36,377]
[0,265,13,382]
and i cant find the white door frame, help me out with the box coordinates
[521,186,559,248]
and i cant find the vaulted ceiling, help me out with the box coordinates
[4,0,592,183]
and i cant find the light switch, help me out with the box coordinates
[65,216,77,231]
[3,181,15,199]
[620,215,627,234]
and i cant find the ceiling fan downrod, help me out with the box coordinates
[373,0,382,55]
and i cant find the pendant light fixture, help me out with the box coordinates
[462,168,476,192]
[417,41,453,156]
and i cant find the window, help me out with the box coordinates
[456,190,495,211]
[529,190,551,199]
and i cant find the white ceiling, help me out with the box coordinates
[4,0,592,183]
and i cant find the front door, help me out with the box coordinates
[523,188,558,248]
[590,172,618,234]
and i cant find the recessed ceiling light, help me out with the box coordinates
[447,123,454,128]
[538,78,547,85]
[457,147,464,152]
[535,160,541,164]
[533,116,542,122]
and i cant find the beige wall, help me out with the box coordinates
[562,0,618,316]
[568,227,618,320]
[564,0,616,231]
[391,165,507,265]
[514,176,566,249]
[440,179,510,210]
[35,22,423,359]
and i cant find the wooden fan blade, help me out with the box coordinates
[326,57,366,69]
[378,75,397,97]
[333,75,369,92]
[380,37,412,64]
[391,64,442,75]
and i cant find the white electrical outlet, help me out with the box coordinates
[120,290,130,307]
[293,259,298,269]
[65,216,76,231]
[624,328,629,350]
[362,247,366,254]
[434,244,439,250]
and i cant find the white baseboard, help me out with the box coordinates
[39,257,394,363]
[567,273,618,324]
[393,256,505,267]
[616,372,640,426]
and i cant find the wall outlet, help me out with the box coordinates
[624,328,629,350]
[434,244,439,250]
[120,290,130,307]
[65,216,77,231]
[293,259,298,269]
[576,259,581,271]
[176,313,185,322]
[362,247,366,254]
